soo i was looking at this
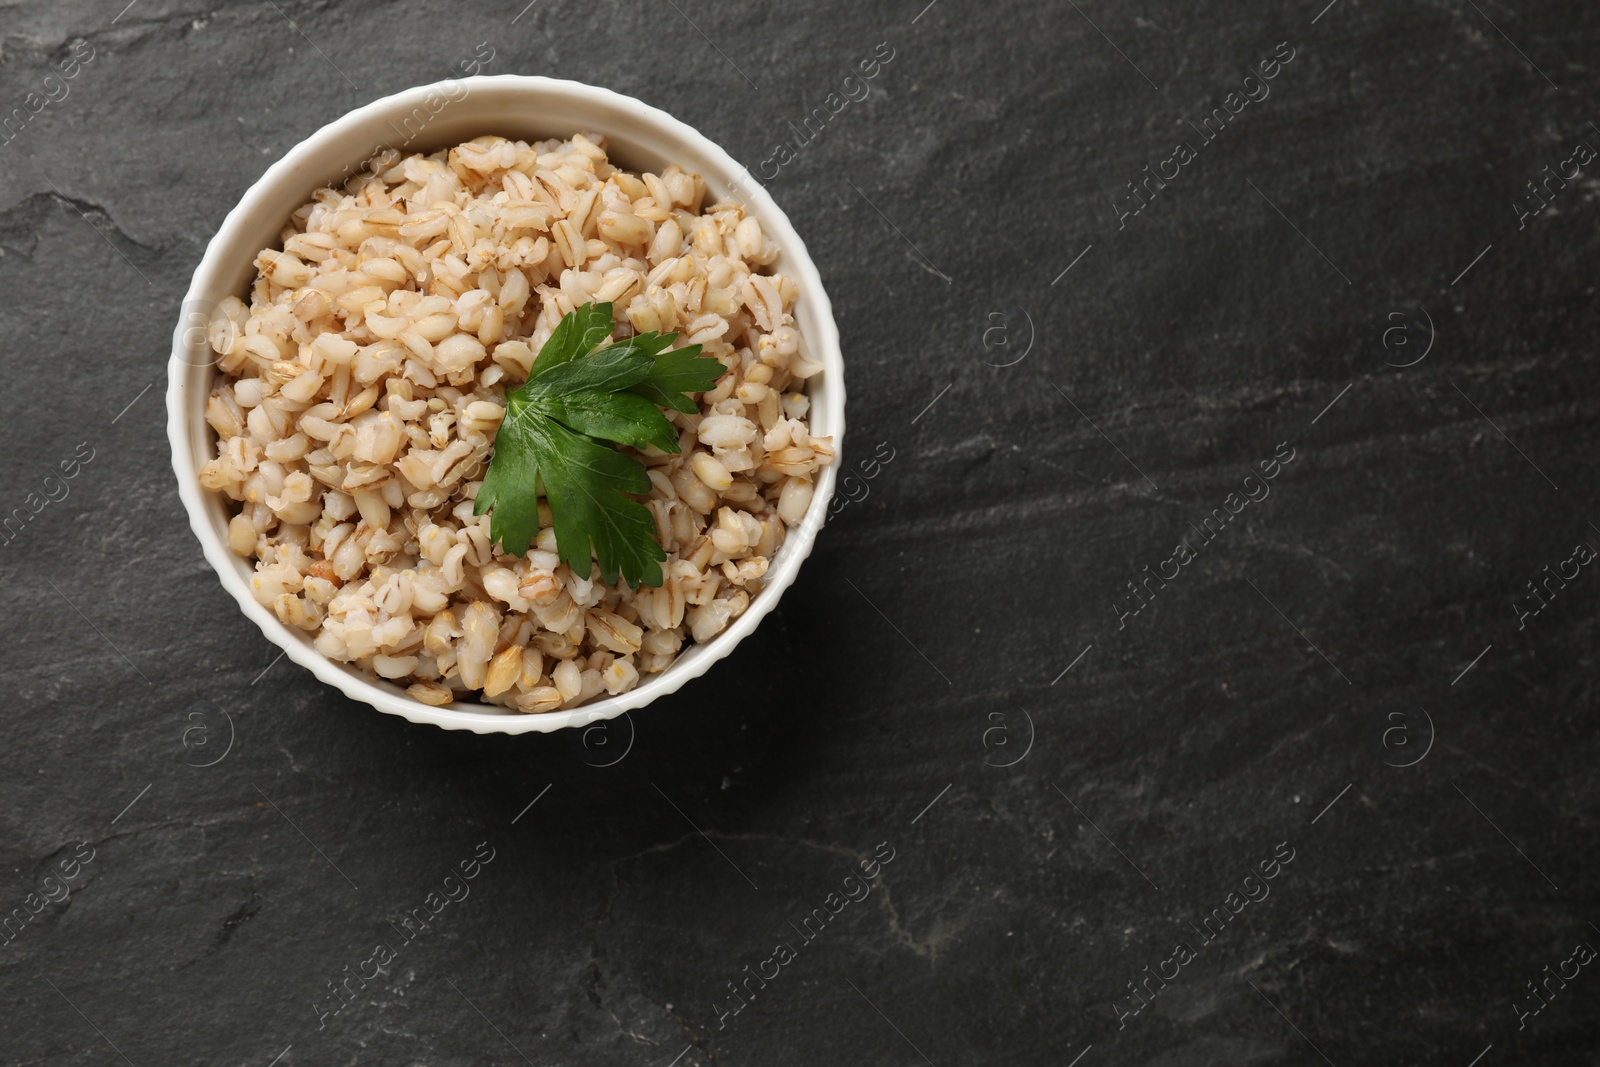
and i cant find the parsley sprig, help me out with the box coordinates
[474,303,725,587]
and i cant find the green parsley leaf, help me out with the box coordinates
[472,390,548,561]
[528,343,651,394]
[515,411,665,587]
[587,331,726,414]
[602,330,676,358]
[474,303,726,587]
[530,388,681,455]
[526,301,617,382]
[629,343,727,414]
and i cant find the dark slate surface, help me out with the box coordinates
[2,0,1598,1063]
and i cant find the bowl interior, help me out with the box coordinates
[171,77,841,733]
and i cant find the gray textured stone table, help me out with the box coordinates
[2,1,1598,1064]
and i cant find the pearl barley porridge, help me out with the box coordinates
[198,133,833,713]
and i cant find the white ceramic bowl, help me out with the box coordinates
[168,76,844,734]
